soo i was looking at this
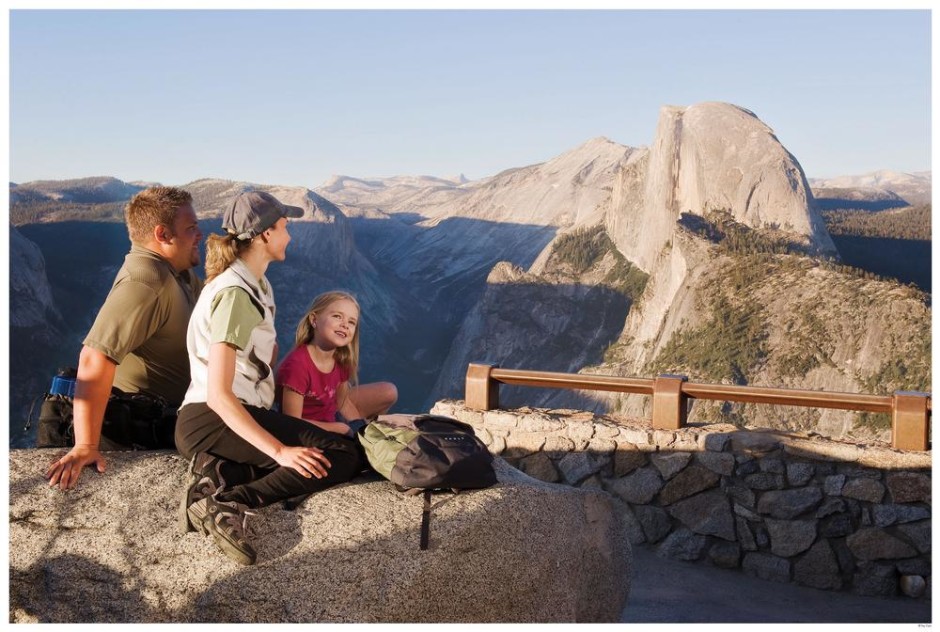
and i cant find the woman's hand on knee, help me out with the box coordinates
[274,445,332,479]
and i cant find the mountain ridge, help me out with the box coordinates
[9,102,932,448]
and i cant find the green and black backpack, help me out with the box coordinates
[358,414,497,549]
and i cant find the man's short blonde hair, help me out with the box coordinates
[124,186,193,244]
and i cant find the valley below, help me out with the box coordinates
[9,102,931,449]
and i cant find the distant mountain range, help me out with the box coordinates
[8,102,931,448]
[10,176,150,205]
[12,162,928,222]
[809,170,931,209]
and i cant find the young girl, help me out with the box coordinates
[175,191,362,566]
[276,291,397,437]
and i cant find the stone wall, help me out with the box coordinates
[431,400,931,600]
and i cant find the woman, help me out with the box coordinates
[175,190,362,565]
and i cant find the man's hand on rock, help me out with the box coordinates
[45,445,107,491]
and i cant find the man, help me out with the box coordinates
[45,186,203,491]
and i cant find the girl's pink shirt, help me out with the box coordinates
[276,345,350,422]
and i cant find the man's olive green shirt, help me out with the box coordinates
[83,245,202,404]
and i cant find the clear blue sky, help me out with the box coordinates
[8,9,932,188]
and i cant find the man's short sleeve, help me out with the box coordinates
[209,287,264,350]
[84,281,163,363]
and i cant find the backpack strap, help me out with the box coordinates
[420,489,432,551]
[23,392,49,431]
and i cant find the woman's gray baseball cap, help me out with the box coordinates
[223,191,304,240]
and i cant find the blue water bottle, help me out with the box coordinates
[49,368,77,398]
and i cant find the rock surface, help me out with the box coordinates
[9,225,60,329]
[607,102,835,274]
[9,225,68,448]
[9,449,632,623]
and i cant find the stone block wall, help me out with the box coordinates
[431,400,932,600]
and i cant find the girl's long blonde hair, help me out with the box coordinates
[295,290,361,384]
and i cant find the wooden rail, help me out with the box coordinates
[465,363,931,451]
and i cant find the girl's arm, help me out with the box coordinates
[206,342,331,478]
[280,387,351,435]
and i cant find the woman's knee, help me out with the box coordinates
[331,443,364,480]
[296,429,362,468]
[304,440,362,487]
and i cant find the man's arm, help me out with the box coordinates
[44,345,117,491]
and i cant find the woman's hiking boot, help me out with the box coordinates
[178,452,228,534]
[187,493,257,565]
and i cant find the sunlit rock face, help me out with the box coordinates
[607,102,835,274]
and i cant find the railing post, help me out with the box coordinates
[466,363,499,411]
[652,374,689,430]
[891,391,930,451]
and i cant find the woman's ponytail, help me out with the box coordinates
[204,233,250,282]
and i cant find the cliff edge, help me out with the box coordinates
[10,449,632,623]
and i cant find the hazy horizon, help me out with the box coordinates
[7,139,935,192]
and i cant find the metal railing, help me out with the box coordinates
[464,363,931,451]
